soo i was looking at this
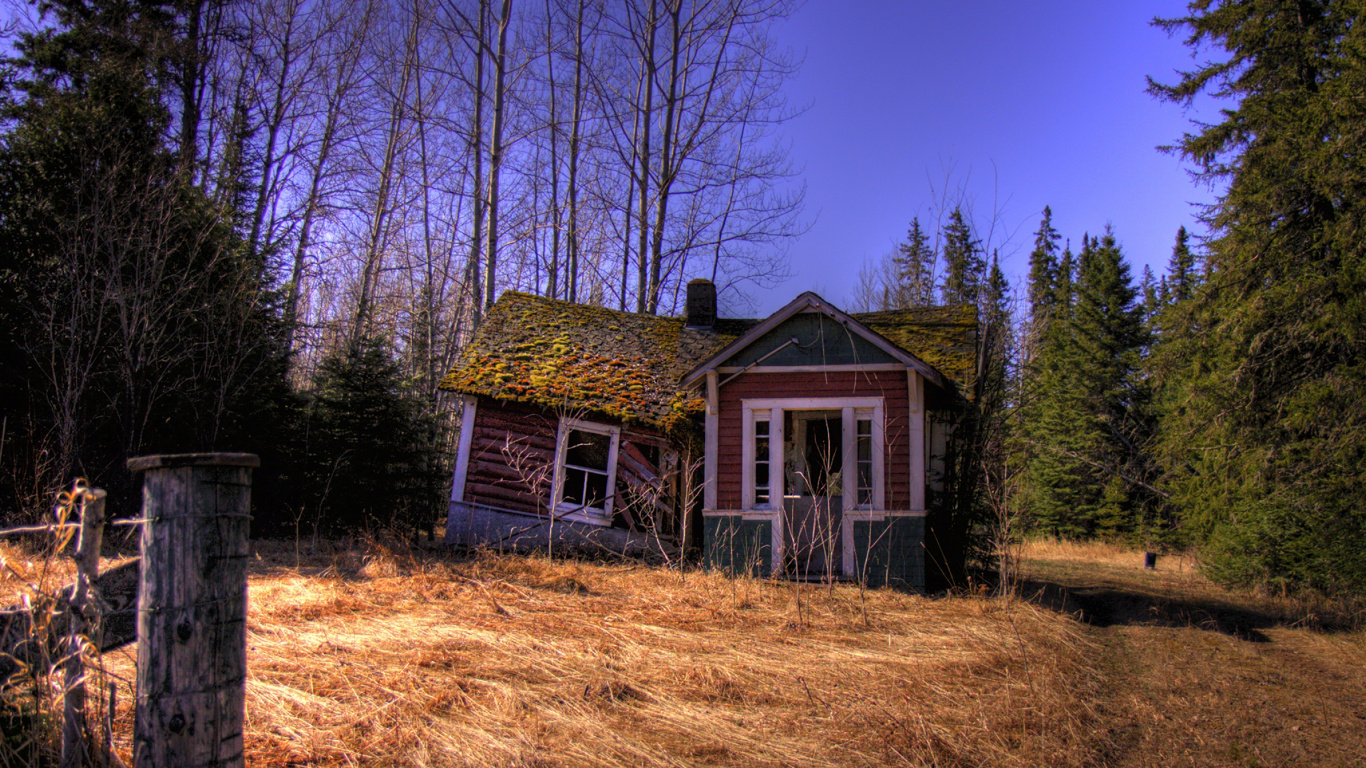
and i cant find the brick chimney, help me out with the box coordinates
[685,279,717,329]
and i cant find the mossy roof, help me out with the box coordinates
[852,304,980,393]
[439,292,979,431]
[438,292,753,432]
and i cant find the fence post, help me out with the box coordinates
[61,487,105,768]
[127,453,258,768]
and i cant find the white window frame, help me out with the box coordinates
[552,417,620,526]
[740,397,885,513]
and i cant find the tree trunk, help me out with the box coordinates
[469,0,489,328]
[634,0,657,313]
[647,0,681,315]
[483,0,513,313]
[566,0,585,304]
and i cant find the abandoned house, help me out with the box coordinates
[439,279,978,590]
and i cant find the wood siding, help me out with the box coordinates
[715,370,912,510]
[462,398,676,531]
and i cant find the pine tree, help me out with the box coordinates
[1150,0,1366,594]
[891,216,937,308]
[1023,229,1152,540]
[1027,207,1061,326]
[1164,226,1198,305]
[940,207,985,305]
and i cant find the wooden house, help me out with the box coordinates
[439,280,977,590]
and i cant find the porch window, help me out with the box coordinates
[856,411,873,508]
[754,419,771,506]
[554,418,620,521]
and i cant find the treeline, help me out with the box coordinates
[859,1,1366,598]
[0,0,802,531]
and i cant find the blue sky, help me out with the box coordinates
[755,0,1222,314]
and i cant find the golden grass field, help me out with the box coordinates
[4,535,1366,767]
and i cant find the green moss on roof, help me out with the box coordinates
[853,303,979,394]
[439,292,747,431]
[439,292,979,429]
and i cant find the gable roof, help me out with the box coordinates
[439,291,979,431]
[438,291,751,432]
[680,291,949,388]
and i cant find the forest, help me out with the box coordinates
[0,0,802,535]
[0,0,1362,598]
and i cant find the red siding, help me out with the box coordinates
[716,369,911,510]
[462,398,675,527]
[464,399,557,515]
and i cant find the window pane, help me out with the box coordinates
[567,429,611,469]
[563,467,587,505]
[756,435,769,462]
[584,470,609,507]
[858,462,872,505]
[857,420,872,462]
[755,461,769,488]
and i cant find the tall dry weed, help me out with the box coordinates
[0,481,124,767]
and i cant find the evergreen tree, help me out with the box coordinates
[1054,242,1075,312]
[981,251,1012,407]
[1022,230,1152,540]
[0,0,291,512]
[1022,207,1062,374]
[304,335,444,534]
[1026,206,1061,328]
[1140,265,1160,328]
[891,216,937,308]
[940,207,985,305]
[1164,226,1198,305]
[1150,0,1366,594]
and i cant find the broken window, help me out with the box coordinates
[555,418,619,522]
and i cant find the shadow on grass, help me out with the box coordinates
[1011,575,1361,642]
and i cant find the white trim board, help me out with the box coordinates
[449,395,479,504]
[715,363,907,375]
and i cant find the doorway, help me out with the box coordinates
[784,410,842,577]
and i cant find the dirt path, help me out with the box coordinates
[1020,555,1366,768]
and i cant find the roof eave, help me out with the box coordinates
[681,291,948,389]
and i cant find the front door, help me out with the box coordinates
[783,410,842,577]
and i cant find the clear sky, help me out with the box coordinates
[756,0,1222,315]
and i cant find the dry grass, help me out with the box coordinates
[98,539,1104,767]
[1019,538,1366,768]
[13,533,1364,767]
[1019,537,1362,630]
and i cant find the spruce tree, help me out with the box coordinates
[0,0,291,509]
[1151,0,1366,594]
[1164,226,1198,305]
[1027,206,1061,326]
[1023,230,1152,540]
[940,207,985,305]
[306,335,443,534]
[892,216,937,308]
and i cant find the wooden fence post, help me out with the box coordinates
[61,487,105,768]
[127,453,258,768]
